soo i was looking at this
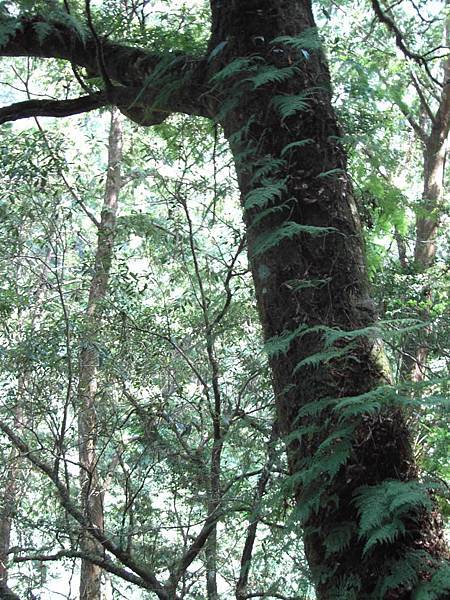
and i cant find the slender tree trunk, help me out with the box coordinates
[208,1,448,597]
[0,405,22,589]
[78,109,123,600]
[405,29,449,381]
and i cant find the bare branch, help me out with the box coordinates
[13,549,149,589]
[0,421,169,599]
[0,91,110,124]
[370,0,442,85]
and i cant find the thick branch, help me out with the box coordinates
[0,92,110,124]
[0,14,210,122]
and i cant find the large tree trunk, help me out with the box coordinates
[208,1,448,597]
[78,109,123,600]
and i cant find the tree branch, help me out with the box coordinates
[0,421,169,600]
[0,91,110,124]
[0,14,210,122]
[13,549,149,589]
[370,0,442,86]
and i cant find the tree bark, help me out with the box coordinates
[208,1,448,597]
[77,109,123,600]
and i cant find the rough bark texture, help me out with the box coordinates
[77,109,122,600]
[207,1,448,597]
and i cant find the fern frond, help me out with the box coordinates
[0,13,20,48]
[377,550,424,597]
[246,65,299,89]
[264,324,308,358]
[412,563,450,599]
[363,519,405,555]
[252,221,335,256]
[244,178,287,211]
[272,28,322,51]
[272,92,312,119]
[211,56,261,82]
[324,522,356,557]
[354,481,435,557]
[281,138,314,156]
[293,345,353,373]
[250,203,289,227]
[250,157,286,183]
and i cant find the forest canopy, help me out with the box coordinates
[0,1,449,599]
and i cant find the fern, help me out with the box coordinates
[264,324,308,358]
[324,522,356,557]
[280,138,314,156]
[334,387,387,419]
[0,13,20,48]
[246,65,299,89]
[363,519,406,555]
[293,345,353,373]
[377,550,424,597]
[48,9,88,44]
[244,178,287,211]
[250,157,286,183]
[211,56,261,82]
[272,28,323,51]
[354,481,434,556]
[272,92,312,119]
[252,221,335,256]
[412,563,450,599]
[317,168,345,179]
[250,203,289,227]
[296,397,337,418]
[33,21,53,45]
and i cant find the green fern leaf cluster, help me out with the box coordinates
[250,157,286,183]
[246,65,299,89]
[281,138,314,156]
[272,28,323,51]
[323,522,356,557]
[264,323,309,358]
[244,178,287,211]
[354,480,434,556]
[211,56,262,82]
[272,92,312,119]
[0,12,20,48]
[252,221,335,256]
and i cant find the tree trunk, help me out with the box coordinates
[208,1,448,597]
[78,109,123,600]
[0,405,22,588]
[405,29,449,381]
